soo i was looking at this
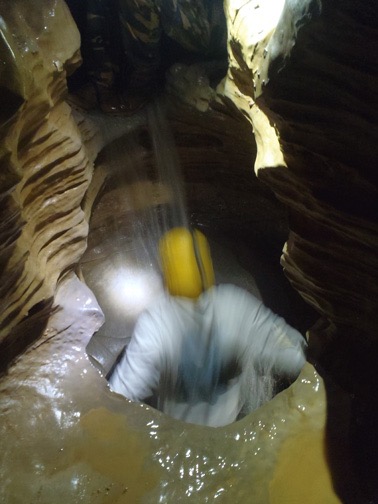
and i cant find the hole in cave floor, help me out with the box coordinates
[0,103,333,504]
[78,104,316,411]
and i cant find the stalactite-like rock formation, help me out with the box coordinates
[0,0,94,371]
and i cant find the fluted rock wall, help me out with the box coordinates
[259,1,378,399]
[0,0,93,371]
[219,3,378,495]
[221,0,378,396]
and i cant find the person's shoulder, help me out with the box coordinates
[133,291,176,336]
[215,283,259,300]
[216,283,245,293]
[211,284,262,311]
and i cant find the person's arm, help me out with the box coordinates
[252,302,307,377]
[267,317,307,376]
[215,285,307,377]
[108,310,162,402]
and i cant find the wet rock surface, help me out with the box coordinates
[0,0,85,371]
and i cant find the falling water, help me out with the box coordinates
[147,99,189,233]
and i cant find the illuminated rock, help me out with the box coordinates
[0,0,91,370]
[221,0,378,385]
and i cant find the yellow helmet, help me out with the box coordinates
[159,227,215,299]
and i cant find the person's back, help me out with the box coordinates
[152,287,244,426]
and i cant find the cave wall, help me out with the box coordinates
[0,0,96,371]
[220,0,378,393]
[259,0,378,387]
[219,2,378,495]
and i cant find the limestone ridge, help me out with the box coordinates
[220,0,378,392]
[257,0,378,386]
[0,0,91,371]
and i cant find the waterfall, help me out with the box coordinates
[147,98,189,233]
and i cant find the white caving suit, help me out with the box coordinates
[108,283,307,427]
